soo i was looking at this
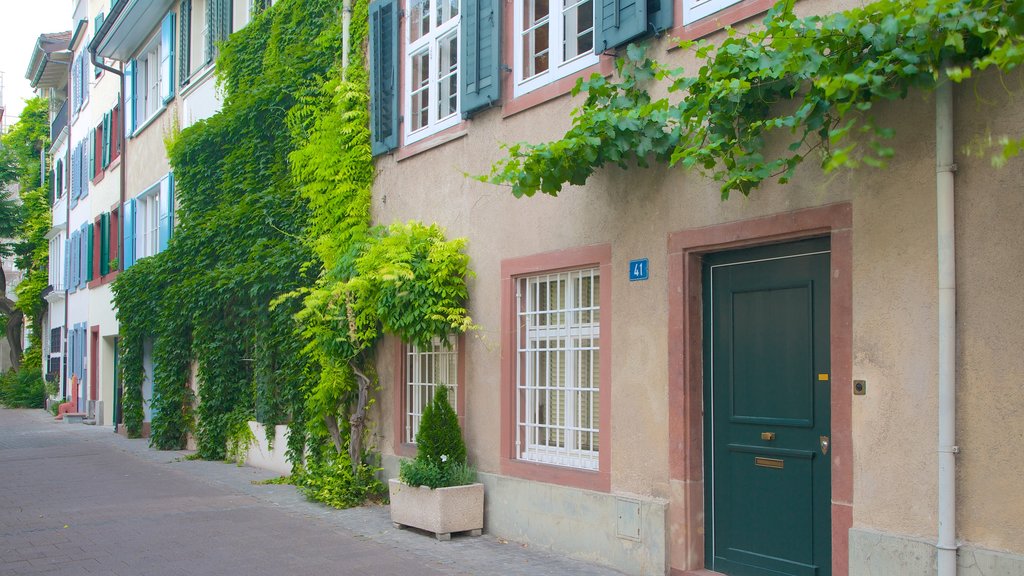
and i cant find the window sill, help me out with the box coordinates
[87,270,118,289]
[502,57,614,119]
[670,0,776,42]
[395,442,417,459]
[131,104,170,138]
[500,457,610,492]
[395,124,469,162]
[180,64,216,99]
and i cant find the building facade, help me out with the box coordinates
[365,0,1024,574]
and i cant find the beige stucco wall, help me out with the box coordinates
[370,19,1024,566]
[125,104,176,197]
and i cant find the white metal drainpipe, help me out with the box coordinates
[936,65,959,576]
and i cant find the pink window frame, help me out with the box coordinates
[500,244,612,492]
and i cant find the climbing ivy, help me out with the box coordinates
[484,0,1024,198]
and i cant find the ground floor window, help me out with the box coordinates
[404,335,459,444]
[515,266,600,470]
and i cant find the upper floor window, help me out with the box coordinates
[126,14,175,135]
[683,0,742,26]
[123,173,175,269]
[513,0,598,97]
[404,0,461,143]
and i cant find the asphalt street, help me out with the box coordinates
[0,408,626,576]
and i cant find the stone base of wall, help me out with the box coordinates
[245,422,290,475]
[850,528,1024,576]
[381,455,668,576]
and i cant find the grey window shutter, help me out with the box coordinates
[179,0,191,85]
[460,0,501,117]
[369,0,399,155]
[595,0,672,52]
[205,0,215,63]
[219,0,232,43]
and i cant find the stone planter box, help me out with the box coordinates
[388,479,484,540]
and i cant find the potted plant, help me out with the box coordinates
[389,385,483,540]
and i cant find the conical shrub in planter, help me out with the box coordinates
[390,384,483,540]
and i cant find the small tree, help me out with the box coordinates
[415,385,466,469]
[400,384,475,488]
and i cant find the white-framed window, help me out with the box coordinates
[404,335,459,444]
[136,192,160,260]
[513,0,598,97]
[135,39,163,124]
[683,0,743,25]
[515,267,600,470]
[404,0,461,144]
[49,236,63,291]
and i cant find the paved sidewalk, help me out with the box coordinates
[0,408,627,576]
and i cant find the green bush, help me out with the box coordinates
[293,451,385,509]
[400,385,474,489]
[415,385,466,468]
[0,367,46,408]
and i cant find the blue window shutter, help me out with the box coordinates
[369,0,399,155]
[125,60,136,136]
[69,232,76,290]
[158,174,172,252]
[460,0,501,117]
[70,146,78,203]
[63,238,70,291]
[123,198,136,269]
[160,12,176,103]
[595,0,661,53]
[73,231,80,290]
[81,51,90,103]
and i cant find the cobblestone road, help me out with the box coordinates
[0,408,626,576]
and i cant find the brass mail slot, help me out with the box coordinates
[755,457,784,469]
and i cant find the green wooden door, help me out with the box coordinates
[703,238,831,576]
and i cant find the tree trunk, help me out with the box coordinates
[348,363,370,473]
[324,412,344,454]
[0,271,23,371]
[5,310,23,371]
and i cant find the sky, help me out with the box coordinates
[0,0,73,130]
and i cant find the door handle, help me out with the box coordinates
[820,435,830,455]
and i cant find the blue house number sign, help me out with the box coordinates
[629,258,649,281]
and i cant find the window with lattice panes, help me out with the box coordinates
[404,0,461,144]
[404,336,459,444]
[513,0,599,97]
[516,267,600,470]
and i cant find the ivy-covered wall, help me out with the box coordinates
[112,0,473,505]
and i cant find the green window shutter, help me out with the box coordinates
[125,60,136,135]
[87,129,95,183]
[102,112,111,168]
[160,12,176,103]
[94,14,105,79]
[100,213,110,276]
[87,223,95,282]
[460,0,501,116]
[179,0,192,85]
[595,0,671,52]
[369,0,399,155]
